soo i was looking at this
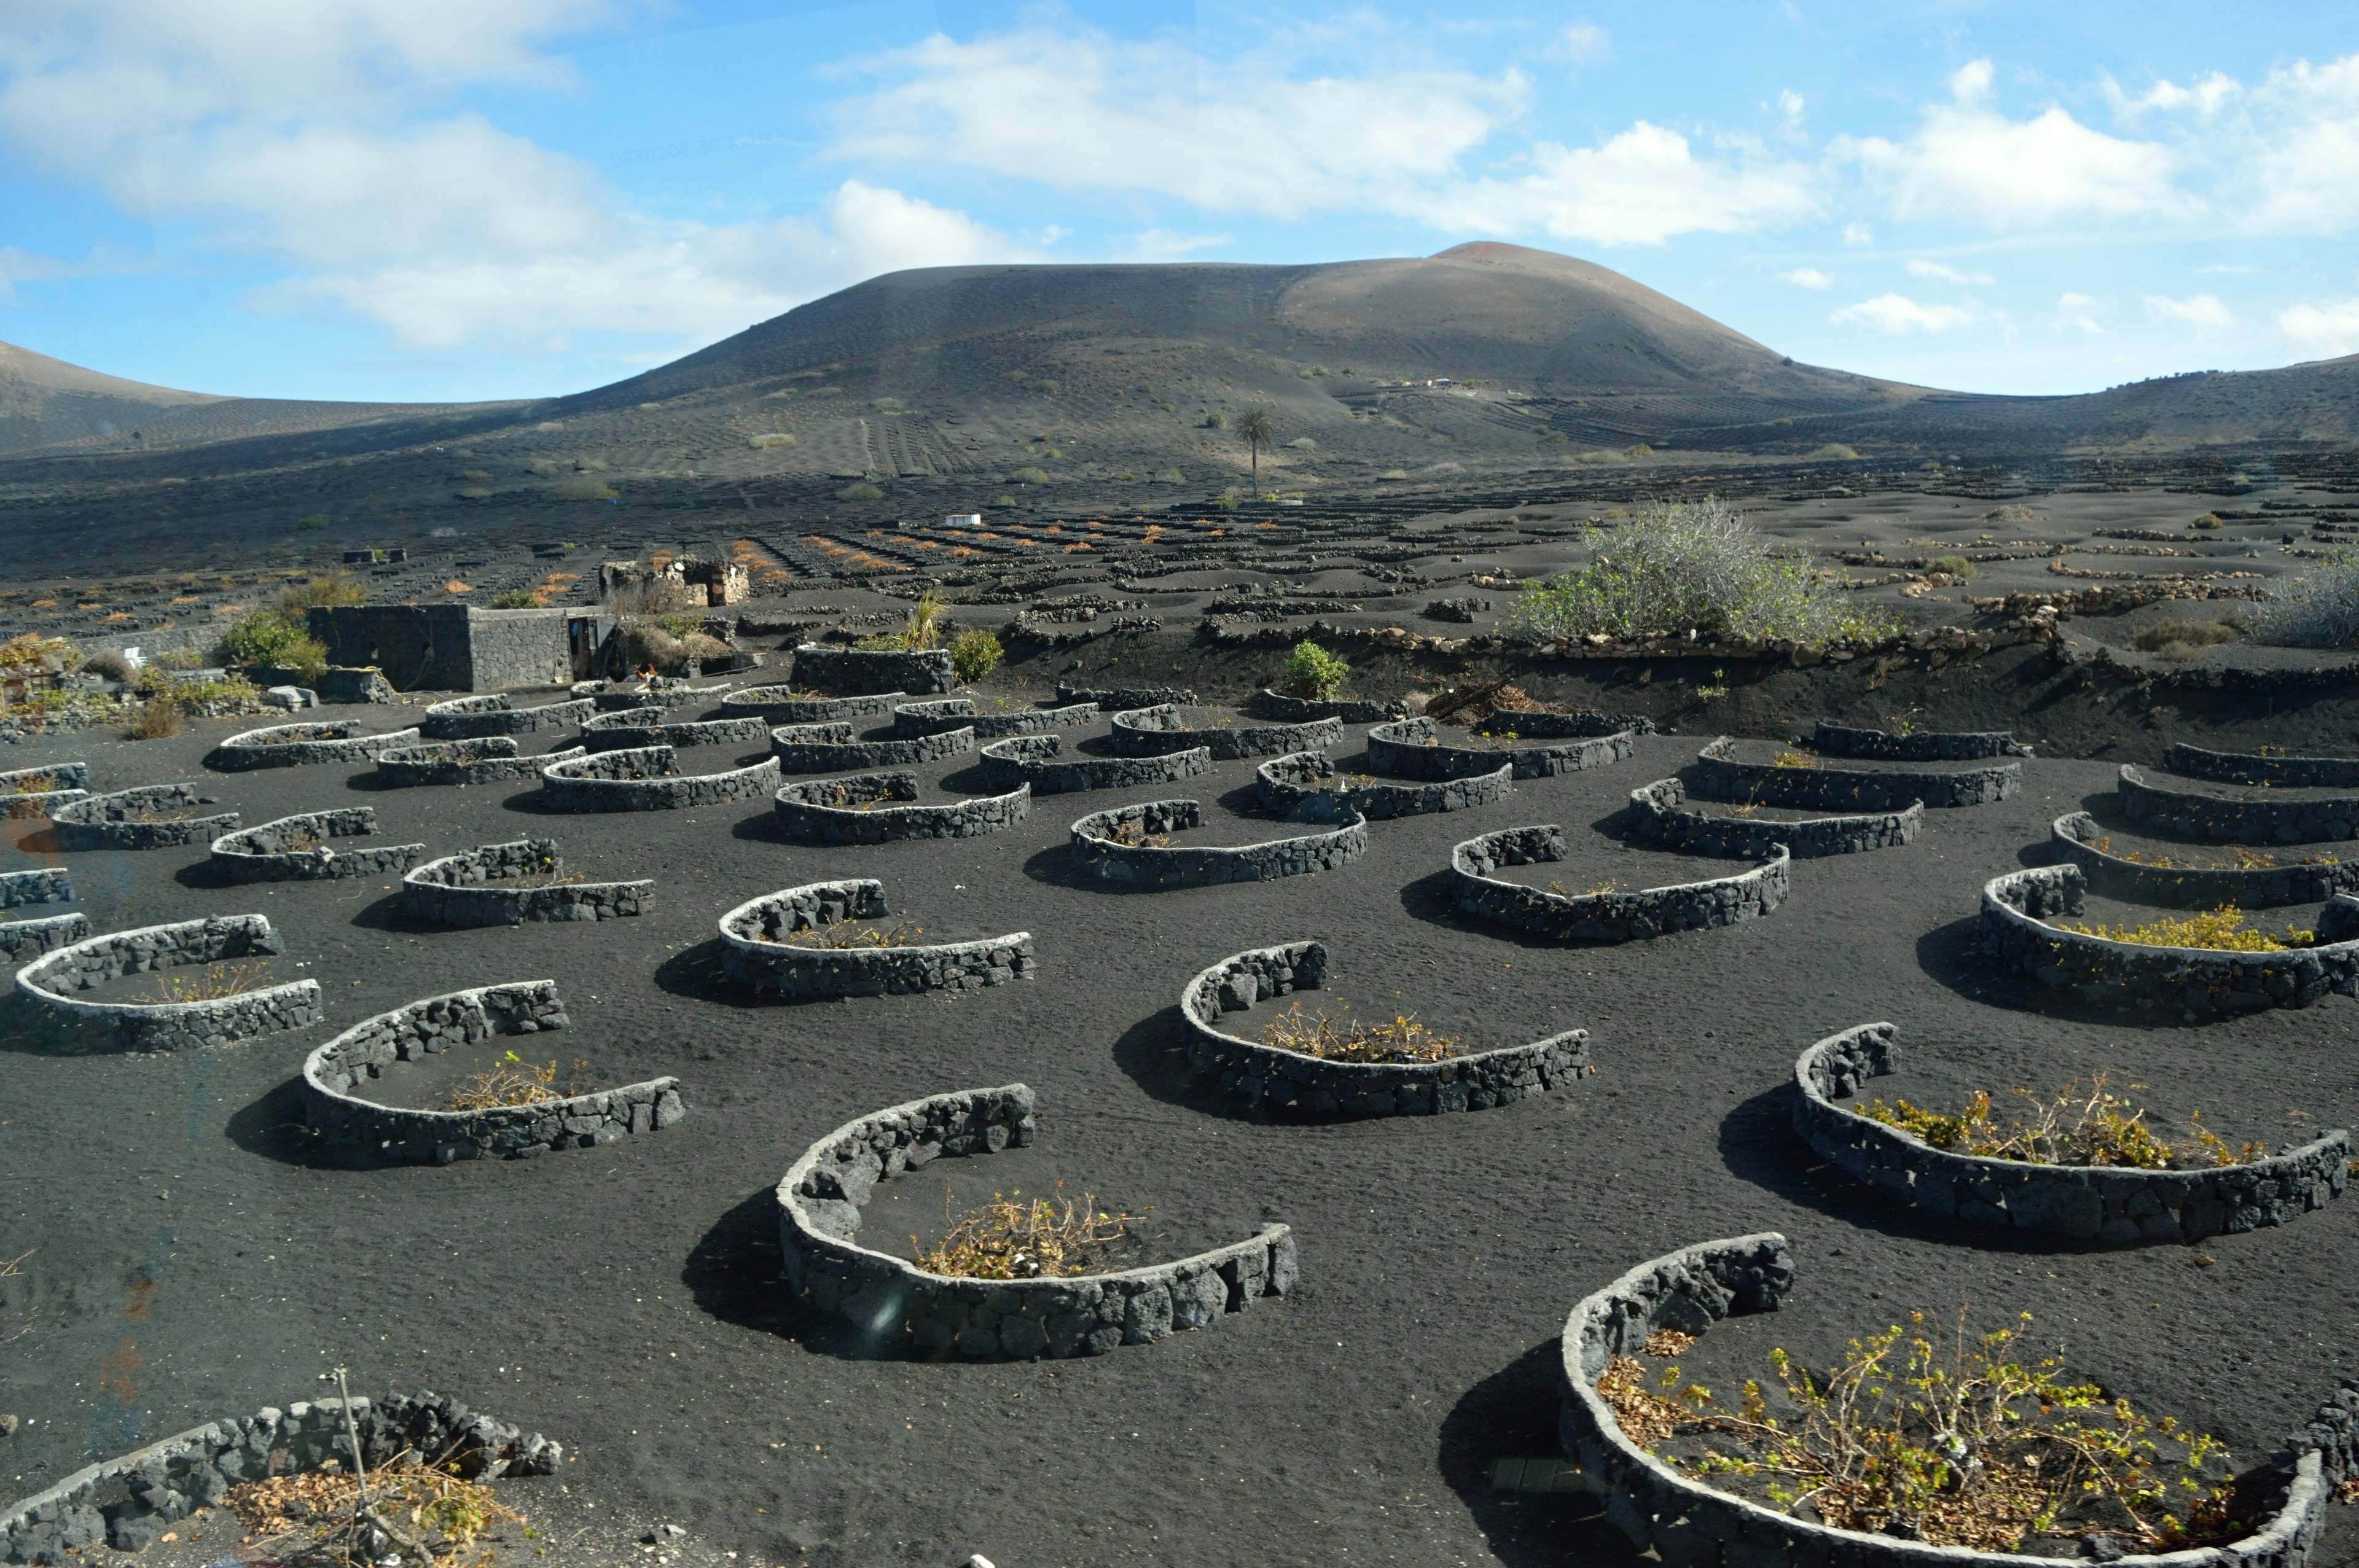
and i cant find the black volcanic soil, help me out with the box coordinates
[3,694,2357,1568]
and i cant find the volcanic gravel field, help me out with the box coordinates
[3,693,2357,1568]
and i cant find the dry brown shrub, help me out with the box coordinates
[913,1182,1145,1279]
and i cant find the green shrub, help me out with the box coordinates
[2192,512,2222,529]
[1009,467,1049,486]
[2250,548,2359,647]
[547,475,617,502]
[490,590,539,609]
[950,628,1004,684]
[277,572,365,612]
[837,481,885,502]
[2133,618,2240,654]
[295,514,329,531]
[1284,639,1349,700]
[214,612,327,679]
[1202,412,1227,429]
[1505,497,1899,646]
[1924,555,1976,581]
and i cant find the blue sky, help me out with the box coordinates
[4,1,2357,404]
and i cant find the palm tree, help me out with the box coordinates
[1237,407,1275,492]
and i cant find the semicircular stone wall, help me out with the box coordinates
[578,711,769,754]
[1,867,72,909]
[1107,703,1344,762]
[0,1390,560,1561]
[208,720,420,771]
[1254,749,1512,820]
[1794,1021,2348,1241]
[2117,763,2359,844]
[1556,1233,2336,1568]
[539,744,780,811]
[892,697,1100,740]
[1980,863,2359,1016]
[720,686,906,724]
[977,734,1212,795]
[376,738,585,787]
[1069,799,1366,887]
[0,911,88,964]
[1180,938,1590,1117]
[2,762,91,819]
[772,772,1030,843]
[1474,709,1657,741]
[1248,690,1403,725]
[790,643,954,696]
[1368,716,1634,781]
[14,913,321,1051]
[50,784,238,851]
[718,880,1035,998]
[1694,736,2019,810]
[1450,824,1790,942]
[2051,811,2359,908]
[776,1082,1294,1358]
[208,808,424,883]
[300,980,683,1163]
[1628,776,1920,859]
[1056,682,1194,711]
[1812,719,2029,760]
[421,692,595,739]
[401,838,651,927]
[2167,741,2359,790]
[769,720,974,773]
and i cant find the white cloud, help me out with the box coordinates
[1116,229,1234,263]
[2196,263,2261,275]
[1906,257,1995,286]
[2103,71,2240,119]
[1841,222,1874,248]
[832,28,1815,246]
[1839,65,2190,228]
[2280,298,2359,359]
[2052,292,2104,335]
[1829,292,1985,333]
[2143,292,2232,331]
[1552,23,1610,65]
[1777,90,1805,128]
[1780,266,1834,289]
[2242,55,2359,234]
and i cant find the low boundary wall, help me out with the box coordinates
[1179,938,1591,1117]
[208,808,424,883]
[0,868,71,909]
[375,738,584,787]
[1450,825,1790,942]
[790,644,954,696]
[2052,811,2359,908]
[1812,719,2029,760]
[1369,717,1634,781]
[421,693,595,740]
[539,745,780,812]
[1254,749,1512,820]
[1628,776,1919,859]
[977,734,1212,795]
[300,980,682,1163]
[50,784,237,851]
[2118,763,2359,845]
[13,913,321,1052]
[891,698,1099,740]
[1069,799,1366,887]
[718,880,1034,998]
[1108,703,1344,762]
[775,1082,1293,1358]
[769,720,974,774]
[1694,736,2019,810]
[401,839,650,927]
[771,773,1029,843]
[0,913,87,964]
[720,687,905,724]
[2,762,91,820]
[208,720,420,771]
[579,711,769,754]
[2167,741,2359,790]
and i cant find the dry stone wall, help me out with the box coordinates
[1627,776,1920,859]
[1057,682,1195,710]
[1980,864,2359,1016]
[1694,736,2020,810]
[1812,719,2029,760]
[2117,763,2359,844]
[1108,703,1344,762]
[721,687,906,724]
[1450,825,1791,943]
[2,763,90,819]
[375,738,585,787]
[891,697,1099,740]
[769,720,974,773]
[1474,709,1657,741]
[539,744,780,812]
[1254,749,1512,820]
[0,868,71,909]
[0,1390,559,1562]
[977,734,1213,795]
[0,913,87,964]
[401,839,650,927]
[1180,938,1592,1117]
[208,720,420,771]
[1069,799,1367,887]
[579,711,769,754]
[718,880,1035,998]
[1555,1233,2334,1568]
[50,784,237,850]
[2051,811,2359,908]
[2168,741,2359,789]
[1248,690,1403,724]
[1369,717,1633,781]
[771,773,1029,843]
[421,693,595,739]
[776,1082,1294,1359]
[14,914,321,1052]
[1795,1021,2348,1241]
[300,980,682,1163]
[208,808,425,883]
[791,643,954,695]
